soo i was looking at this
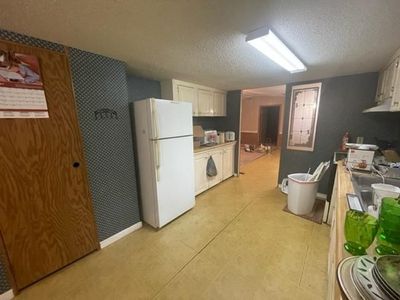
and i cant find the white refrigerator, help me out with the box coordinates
[133,98,195,228]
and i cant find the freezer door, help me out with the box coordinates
[153,136,195,227]
[150,99,193,139]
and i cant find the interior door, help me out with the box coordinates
[0,40,99,290]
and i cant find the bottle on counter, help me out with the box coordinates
[341,132,350,151]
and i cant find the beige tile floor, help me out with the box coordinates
[15,151,330,300]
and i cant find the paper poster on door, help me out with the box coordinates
[0,49,48,118]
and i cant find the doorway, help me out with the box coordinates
[239,85,286,167]
[259,105,280,146]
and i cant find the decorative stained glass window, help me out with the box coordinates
[287,83,321,151]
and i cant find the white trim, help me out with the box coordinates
[100,222,142,249]
[241,130,258,134]
[0,289,14,300]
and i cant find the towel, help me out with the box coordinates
[207,156,217,177]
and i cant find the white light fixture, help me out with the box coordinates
[246,27,307,73]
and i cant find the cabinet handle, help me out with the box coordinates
[394,102,399,106]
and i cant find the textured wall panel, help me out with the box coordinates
[0,263,9,294]
[0,29,64,52]
[68,48,140,241]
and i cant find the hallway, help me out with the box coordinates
[16,152,329,300]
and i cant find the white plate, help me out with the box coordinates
[353,256,389,300]
[337,257,363,300]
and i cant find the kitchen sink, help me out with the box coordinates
[351,172,400,210]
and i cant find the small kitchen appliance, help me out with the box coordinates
[225,131,235,142]
[203,130,218,145]
[347,149,375,171]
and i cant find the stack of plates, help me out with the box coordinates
[372,256,400,299]
[338,255,400,300]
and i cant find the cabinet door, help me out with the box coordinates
[375,71,385,103]
[198,88,213,116]
[194,153,209,195]
[213,92,227,116]
[177,84,198,115]
[390,58,400,111]
[383,60,398,100]
[222,145,234,180]
[207,150,223,187]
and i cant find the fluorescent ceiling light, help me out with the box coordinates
[246,27,307,73]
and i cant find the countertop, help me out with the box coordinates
[193,141,236,153]
[332,162,378,299]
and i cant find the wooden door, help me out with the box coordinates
[0,40,99,291]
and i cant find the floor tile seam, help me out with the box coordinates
[298,244,311,287]
[151,193,257,299]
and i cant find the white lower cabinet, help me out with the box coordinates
[222,146,234,180]
[194,153,209,195]
[194,143,235,195]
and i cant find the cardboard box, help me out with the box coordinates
[347,149,374,171]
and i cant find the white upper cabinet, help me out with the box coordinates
[197,88,213,116]
[161,79,227,117]
[176,83,198,115]
[213,92,227,116]
[375,51,400,111]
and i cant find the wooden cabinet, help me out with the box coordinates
[161,79,227,117]
[194,143,235,195]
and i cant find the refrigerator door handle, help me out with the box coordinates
[151,99,160,139]
[154,140,161,181]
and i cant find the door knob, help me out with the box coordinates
[72,162,80,168]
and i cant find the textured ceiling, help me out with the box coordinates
[1,0,400,90]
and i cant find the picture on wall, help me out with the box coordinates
[287,82,322,151]
[0,49,48,118]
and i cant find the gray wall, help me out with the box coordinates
[126,75,161,101]
[0,29,143,294]
[278,72,400,194]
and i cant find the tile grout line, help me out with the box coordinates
[298,224,316,287]
[151,197,257,299]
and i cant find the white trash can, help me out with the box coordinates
[287,173,319,215]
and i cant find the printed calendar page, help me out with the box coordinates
[0,49,48,118]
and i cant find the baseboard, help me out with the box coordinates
[0,289,14,300]
[100,221,142,249]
